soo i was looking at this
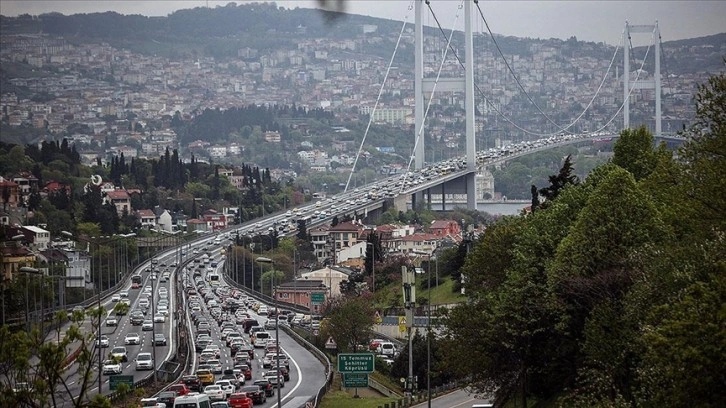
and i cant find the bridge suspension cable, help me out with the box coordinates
[399,1,464,194]
[343,1,414,193]
[588,28,656,134]
[474,0,622,134]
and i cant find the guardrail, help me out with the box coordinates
[221,271,333,408]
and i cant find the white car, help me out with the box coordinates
[135,352,154,371]
[153,313,166,323]
[105,316,118,326]
[111,294,121,302]
[111,346,128,362]
[203,384,225,401]
[215,379,235,398]
[102,359,122,375]
[95,335,109,348]
[139,319,152,330]
[124,333,141,345]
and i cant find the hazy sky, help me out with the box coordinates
[1,1,724,44]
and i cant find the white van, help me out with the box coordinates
[173,393,211,408]
[253,331,270,348]
[378,341,396,356]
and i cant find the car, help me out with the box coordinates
[141,319,153,331]
[130,311,145,325]
[135,352,154,371]
[238,385,266,404]
[120,291,129,298]
[124,332,141,345]
[154,313,166,323]
[234,364,252,380]
[211,402,231,408]
[156,391,177,407]
[102,359,122,375]
[105,316,118,326]
[196,369,215,385]
[207,359,223,374]
[95,334,109,348]
[253,379,274,397]
[264,372,284,388]
[181,375,202,392]
[168,383,191,396]
[264,320,276,330]
[140,397,166,408]
[111,294,121,302]
[215,379,235,398]
[154,333,167,346]
[203,384,225,401]
[110,346,128,362]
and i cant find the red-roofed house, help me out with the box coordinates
[105,190,131,216]
[0,178,20,208]
[429,219,461,237]
[136,209,156,229]
[202,209,227,231]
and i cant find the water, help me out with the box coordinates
[428,202,529,216]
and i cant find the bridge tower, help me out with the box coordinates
[414,0,477,210]
[623,21,662,137]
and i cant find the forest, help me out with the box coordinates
[442,71,726,406]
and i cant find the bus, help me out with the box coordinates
[131,274,142,289]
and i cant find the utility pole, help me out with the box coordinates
[402,265,416,403]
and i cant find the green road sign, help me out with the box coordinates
[343,373,369,388]
[109,375,134,390]
[311,292,325,304]
[338,353,375,373]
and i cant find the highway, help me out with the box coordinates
[176,246,326,407]
[35,132,650,406]
[52,248,181,406]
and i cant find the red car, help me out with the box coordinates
[228,392,254,408]
[168,383,191,396]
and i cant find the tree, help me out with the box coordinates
[0,308,108,408]
[538,154,578,203]
[611,126,660,181]
[364,232,383,286]
[321,296,375,352]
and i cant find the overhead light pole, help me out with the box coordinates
[256,256,280,408]
[61,231,103,394]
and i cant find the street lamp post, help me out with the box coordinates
[150,258,158,387]
[61,231,104,394]
[61,231,134,393]
[256,257,281,408]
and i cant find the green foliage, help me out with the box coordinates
[612,126,660,181]
[443,73,726,407]
[322,297,375,353]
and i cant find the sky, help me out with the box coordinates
[1,1,724,45]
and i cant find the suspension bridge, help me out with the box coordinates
[339,0,684,214]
